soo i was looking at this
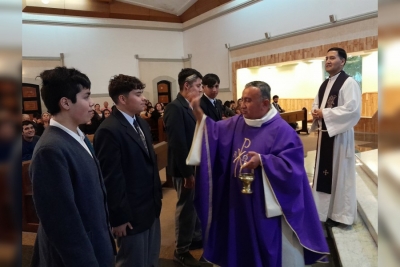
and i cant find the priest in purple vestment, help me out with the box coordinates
[187,81,329,267]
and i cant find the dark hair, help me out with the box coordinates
[40,67,91,115]
[272,95,279,99]
[224,101,231,107]
[22,120,34,130]
[32,112,41,119]
[202,73,220,87]
[327,47,347,65]
[245,81,271,101]
[178,68,203,91]
[108,74,145,104]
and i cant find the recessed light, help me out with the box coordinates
[42,0,50,4]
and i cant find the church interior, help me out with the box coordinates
[12,0,398,266]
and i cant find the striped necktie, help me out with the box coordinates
[133,118,149,155]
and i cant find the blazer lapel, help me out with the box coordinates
[114,109,150,158]
[207,98,219,118]
[177,93,196,122]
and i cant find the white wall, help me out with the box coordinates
[138,61,184,103]
[22,24,184,95]
[22,0,377,101]
[237,61,325,99]
[183,0,377,94]
[362,51,378,93]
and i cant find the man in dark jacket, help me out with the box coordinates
[163,68,203,267]
[200,73,223,121]
[29,66,115,267]
[94,74,162,267]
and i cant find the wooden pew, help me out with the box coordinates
[280,108,308,134]
[144,117,166,144]
[153,141,172,188]
[22,160,39,232]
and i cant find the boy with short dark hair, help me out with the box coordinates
[29,66,115,267]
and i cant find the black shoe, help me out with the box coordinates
[325,218,340,227]
[189,240,203,250]
[173,251,201,267]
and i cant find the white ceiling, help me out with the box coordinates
[116,0,198,16]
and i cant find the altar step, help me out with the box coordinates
[328,150,378,267]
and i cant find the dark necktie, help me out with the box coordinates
[83,136,95,156]
[133,118,149,155]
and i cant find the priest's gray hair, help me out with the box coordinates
[245,81,271,101]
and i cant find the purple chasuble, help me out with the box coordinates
[194,114,329,267]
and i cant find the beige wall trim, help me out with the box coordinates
[23,56,62,61]
[135,54,192,62]
[91,93,110,97]
[219,88,230,92]
[182,0,260,31]
[22,19,183,32]
[229,11,377,51]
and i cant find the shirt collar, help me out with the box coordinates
[328,71,341,81]
[118,108,135,124]
[243,105,277,127]
[50,119,86,140]
[204,93,215,103]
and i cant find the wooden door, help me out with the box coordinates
[22,83,42,117]
[157,81,171,105]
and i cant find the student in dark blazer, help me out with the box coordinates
[94,74,162,267]
[200,73,223,121]
[29,67,115,267]
[163,68,203,267]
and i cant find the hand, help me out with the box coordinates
[242,151,261,169]
[112,222,133,237]
[184,175,195,189]
[190,96,204,122]
[312,109,323,120]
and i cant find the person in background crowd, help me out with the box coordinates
[151,102,164,122]
[94,103,103,119]
[272,95,297,129]
[22,114,30,122]
[22,120,40,161]
[272,95,285,113]
[223,100,235,117]
[102,109,111,120]
[235,98,243,114]
[101,101,112,112]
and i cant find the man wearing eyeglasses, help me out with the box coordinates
[200,73,223,121]
[163,68,203,267]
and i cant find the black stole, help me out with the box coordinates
[315,71,349,194]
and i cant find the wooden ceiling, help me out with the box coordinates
[22,0,232,23]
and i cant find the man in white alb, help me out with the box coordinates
[310,47,361,226]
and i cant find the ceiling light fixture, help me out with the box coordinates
[225,43,230,49]
[265,32,271,39]
[329,14,337,23]
[42,0,50,4]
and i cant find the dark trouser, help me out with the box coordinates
[116,218,161,267]
[172,177,202,254]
